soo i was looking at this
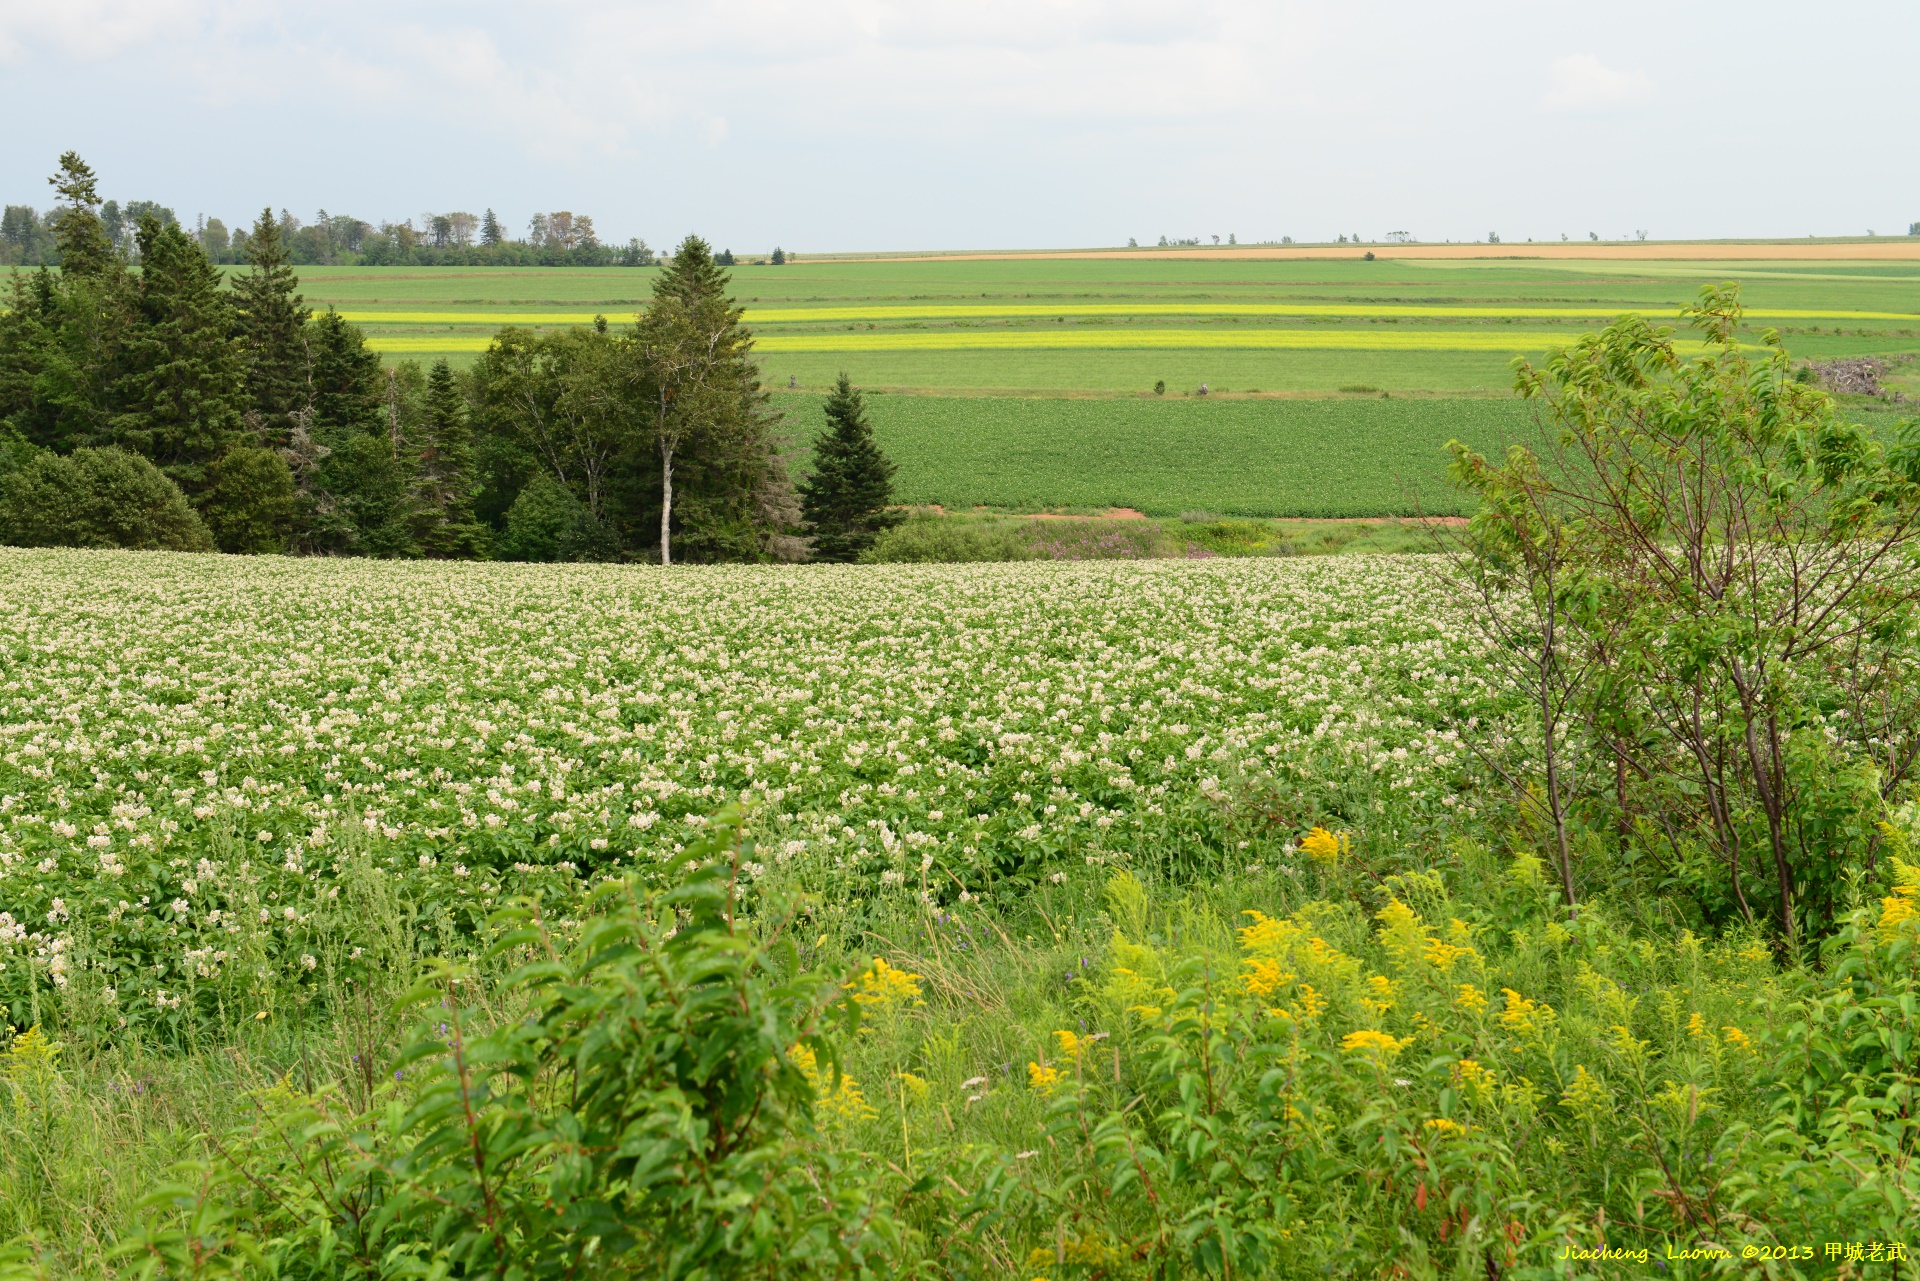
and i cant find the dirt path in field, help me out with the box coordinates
[857,242,1920,264]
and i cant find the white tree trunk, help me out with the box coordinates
[659,441,674,566]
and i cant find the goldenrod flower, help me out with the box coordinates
[848,956,923,1011]
[1300,826,1347,864]
[1454,983,1488,1015]
[1243,957,1293,999]
[1877,888,1917,942]
[1561,1064,1611,1125]
[790,1043,877,1124]
[1498,988,1553,1037]
[1451,1058,1496,1106]
[1027,1060,1066,1094]
[1340,1029,1411,1060]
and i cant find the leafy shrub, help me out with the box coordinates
[862,513,1033,563]
[0,446,213,551]
[120,809,904,1278]
[203,446,297,553]
[497,473,617,562]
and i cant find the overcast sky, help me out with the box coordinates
[3,0,1915,253]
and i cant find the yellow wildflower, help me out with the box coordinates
[1295,983,1329,1021]
[1721,1026,1754,1054]
[1454,983,1489,1014]
[1053,1029,1090,1062]
[1686,1012,1707,1038]
[847,957,923,1011]
[790,1043,877,1125]
[1423,1117,1466,1137]
[4,1025,60,1081]
[1359,973,1397,1019]
[1497,988,1554,1037]
[1243,957,1293,1000]
[1877,888,1918,943]
[1026,1237,1122,1270]
[1028,1061,1066,1095]
[897,1072,929,1105]
[1561,1065,1611,1125]
[1609,1024,1649,1069]
[1300,826,1347,864]
[1239,910,1303,959]
[1451,1058,1496,1107]
[1340,1029,1412,1060]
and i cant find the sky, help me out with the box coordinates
[2,0,1916,253]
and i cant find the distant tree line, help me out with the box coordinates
[0,154,886,563]
[4,183,799,270]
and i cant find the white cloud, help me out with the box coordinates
[1541,53,1650,112]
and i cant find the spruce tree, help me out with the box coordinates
[46,152,117,278]
[306,309,383,440]
[231,206,311,445]
[411,358,487,557]
[799,373,900,562]
[110,215,246,495]
[481,209,503,247]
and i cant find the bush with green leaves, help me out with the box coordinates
[203,446,297,554]
[861,513,1033,563]
[0,445,212,551]
[114,809,904,1280]
[497,473,617,562]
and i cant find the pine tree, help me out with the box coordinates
[799,374,900,562]
[109,215,246,496]
[231,206,311,445]
[481,208,503,247]
[411,358,487,557]
[46,152,117,278]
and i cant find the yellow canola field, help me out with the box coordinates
[366,329,1608,355]
[338,303,1920,326]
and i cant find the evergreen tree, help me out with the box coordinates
[46,152,117,277]
[0,269,70,451]
[632,235,800,564]
[232,206,311,445]
[799,373,901,562]
[109,215,246,495]
[306,309,384,439]
[410,358,488,557]
[481,209,503,247]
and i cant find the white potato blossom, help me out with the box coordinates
[0,550,1504,1024]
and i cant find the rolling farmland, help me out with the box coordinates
[289,247,1920,515]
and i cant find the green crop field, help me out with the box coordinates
[280,250,1920,515]
[773,391,1533,517]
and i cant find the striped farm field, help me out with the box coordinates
[337,303,1920,324]
[365,328,1605,355]
[284,246,1920,514]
